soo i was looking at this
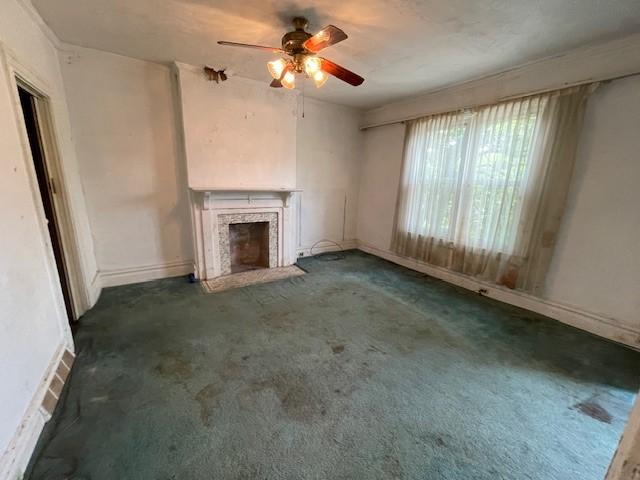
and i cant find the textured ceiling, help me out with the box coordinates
[32,0,640,108]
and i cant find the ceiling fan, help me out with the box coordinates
[218,17,364,90]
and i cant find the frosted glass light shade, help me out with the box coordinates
[313,70,328,88]
[267,59,287,79]
[281,71,296,89]
[304,56,321,76]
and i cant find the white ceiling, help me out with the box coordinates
[32,0,640,109]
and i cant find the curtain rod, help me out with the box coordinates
[360,71,640,130]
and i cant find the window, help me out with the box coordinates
[392,85,593,291]
[398,97,546,256]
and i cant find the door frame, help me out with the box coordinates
[2,44,89,324]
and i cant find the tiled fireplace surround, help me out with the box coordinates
[190,189,299,280]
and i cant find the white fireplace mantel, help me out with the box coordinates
[190,187,302,192]
[189,188,301,280]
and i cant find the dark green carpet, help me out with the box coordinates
[27,251,640,479]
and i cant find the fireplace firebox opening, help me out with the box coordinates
[229,222,270,273]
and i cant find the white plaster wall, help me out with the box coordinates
[356,123,405,251]
[60,47,193,275]
[545,76,640,331]
[296,98,363,250]
[176,64,297,190]
[356,77,640,333]
[0,0,94,473]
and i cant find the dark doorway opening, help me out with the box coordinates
[229,222,270,273]
[17,85,75,323]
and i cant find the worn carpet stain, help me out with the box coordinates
[26,251,640,480]
[250,372,326,422]
[152,350,192,380]
[195,384,220,426]
[575,401,614,424]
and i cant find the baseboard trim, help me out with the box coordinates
[99,259,194,288]
[86,269,102,308]
[357,242,640,350]
[0,343,67,480]
[297,239,358,258]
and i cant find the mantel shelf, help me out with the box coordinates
[190,187,302,192]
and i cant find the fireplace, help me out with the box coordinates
[189,189,300,280]
[229,222,269,273]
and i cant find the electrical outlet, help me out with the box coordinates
[298,251,305,257]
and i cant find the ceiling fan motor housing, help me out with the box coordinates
[281,17,312,56]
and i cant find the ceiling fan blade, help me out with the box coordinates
[217,41,283,53]
[303,25,347,53]
[320,58,364,86]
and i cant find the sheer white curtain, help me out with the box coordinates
[392,85,595,291]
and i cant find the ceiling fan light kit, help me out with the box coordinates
[218,16,364,90]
